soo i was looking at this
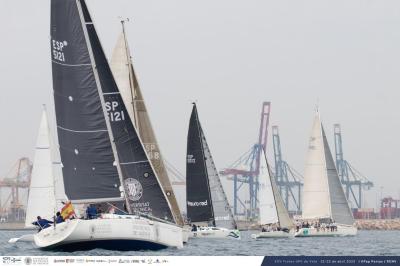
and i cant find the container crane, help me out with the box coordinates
[334,124,373,209]
[220,102,271,220]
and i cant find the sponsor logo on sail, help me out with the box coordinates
[187,155,196,164]
[124,178,143,201]
[187,200,208,207]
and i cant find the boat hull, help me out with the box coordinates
[189,227,241,239]
[294,225,357,237]
[33,215,183,251]
[251,230,294,239]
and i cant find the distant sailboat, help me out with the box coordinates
[251,149,294,239]
[20,0,183,251]
[295,110,357,237]
[186,103,240,239]
[25,106,57,229]
[110,21,184,226]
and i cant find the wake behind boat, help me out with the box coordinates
[251,149,295,239]
[295,110,357,238]
[186,104,240,240]
[10,0,183,250]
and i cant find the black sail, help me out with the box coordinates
[80,1,173,221]
[51,0,121,201]
[51,0,174,222]
[186,104,214,225]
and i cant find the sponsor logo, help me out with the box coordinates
[187,155,196,164]
[215,215,231,221]
[124,178,143,201]
[229,231,240,239]
[2,257,22,265]
[187,200,208,207]
[24,257,32,265]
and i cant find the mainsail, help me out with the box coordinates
[110,22,183,225]
[258,149,293,229]
[186,104,236,229]
[51,0,173,222]
[302,111,354,225]
[25,107,56,227]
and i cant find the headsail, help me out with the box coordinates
[200,126,236,229]
[186,104,236,228]
[25,106,56,227]
[110,22,183,225]
[302,111,354,225]
[51,0,174,222]
[258,150,279,226]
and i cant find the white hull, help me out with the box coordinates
[189,227,240,239]
[32,215,183,251]
[251,230,294,239]
[295,225,357,237]
[182,227,190,243]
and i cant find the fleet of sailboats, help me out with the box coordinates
[7,0,360,252]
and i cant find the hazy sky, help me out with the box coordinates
[1,0,399,210]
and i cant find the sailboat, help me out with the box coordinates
[9,107,55,244]
[110,21,184,227]
[22,0,183,250]
[295,110,357,237]
[25,106,57,230]
[186,103,240,239]
[251,149,295,239]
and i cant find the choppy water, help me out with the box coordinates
[1,230,399,256]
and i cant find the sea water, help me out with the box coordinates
[1,230,399,256]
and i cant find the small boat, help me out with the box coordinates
[295,110,357,237]
[251,149,295,239]
[21,0,183,250]
[186,103,240,240]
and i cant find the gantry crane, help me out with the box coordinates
[272,126,303,213]
[0,158,32,222]
[220,102,271,220]
[334,124,373,209]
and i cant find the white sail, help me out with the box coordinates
[302,111,354,225]
[201,128,236,229]
[258,151,279,225]
[25,107,56,227]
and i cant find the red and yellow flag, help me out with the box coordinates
[61,202,75,220]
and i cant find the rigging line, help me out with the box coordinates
[51,60,91,67]
[57,125,108,133]
[120,160,148,165]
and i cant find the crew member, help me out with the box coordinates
[32,216,53,232]
[55,212,64,224]
[86,204,98,219]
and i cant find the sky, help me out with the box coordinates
[0,0,399,211]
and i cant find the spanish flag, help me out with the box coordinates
[61,201,75,220]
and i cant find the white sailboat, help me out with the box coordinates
[13,0,183,251]
[25,106,57,229]
[251,149,294,239]
[186,104,240,240]
[295,110,357,237]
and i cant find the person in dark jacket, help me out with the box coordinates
[55,212,64,224]
[32,216,53,232]
[86,205,98,219]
